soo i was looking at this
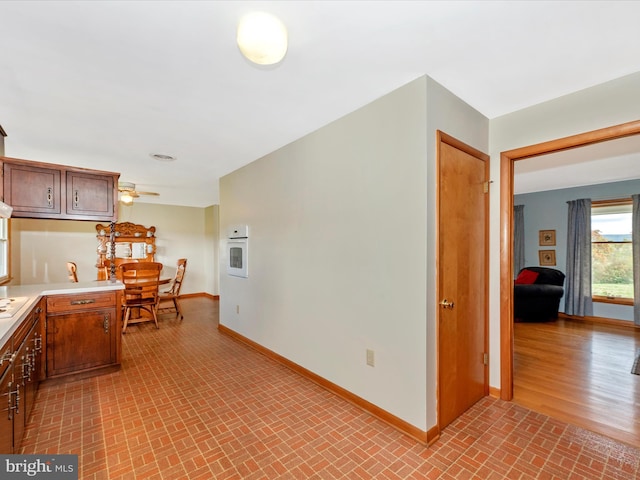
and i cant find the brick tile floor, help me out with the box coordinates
[20,298,640,479]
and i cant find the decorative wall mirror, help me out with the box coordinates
[96,222,156,280]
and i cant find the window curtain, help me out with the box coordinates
[514,205,525,278]
[633,194,640,326]
[564,198,593,316]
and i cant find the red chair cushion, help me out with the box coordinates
[515,269,539,285]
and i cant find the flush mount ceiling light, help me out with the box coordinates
[237,12,288,65]
[150,153,176,162]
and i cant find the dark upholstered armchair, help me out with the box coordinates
[514,267,566,322]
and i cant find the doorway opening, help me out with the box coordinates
[499,119,640,399]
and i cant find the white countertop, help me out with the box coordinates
[0,280,124,349]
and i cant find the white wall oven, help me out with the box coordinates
[226,225,248,278]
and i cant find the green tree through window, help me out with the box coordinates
[591,201,633,299]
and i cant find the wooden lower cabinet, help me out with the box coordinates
[20,319,42,423]
[0,367,14,453]
[12,327,31,447]
[46,291,122,378]
[0,289,121,452]
[0,299,44,453]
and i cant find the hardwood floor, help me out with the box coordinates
[513,317,640,448]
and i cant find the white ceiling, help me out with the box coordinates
[514,135,640,195]
[2,1,640,207]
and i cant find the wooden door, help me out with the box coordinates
[437,131,489,429]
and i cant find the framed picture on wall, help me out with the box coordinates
[539,229,556,246]
[539,249,556,266]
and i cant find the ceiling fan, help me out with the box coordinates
[118,182,159,204]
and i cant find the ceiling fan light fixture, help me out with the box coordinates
[237,12,288,66]
[118,181,160,202]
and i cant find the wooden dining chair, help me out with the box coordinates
[119,262,163,333]
[66,262,78,282]
[157,258,187,320]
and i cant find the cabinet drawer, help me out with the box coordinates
[47,292,117,313]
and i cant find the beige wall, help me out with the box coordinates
[204,205,220,295]
[219,76,488,433]
[10,202,219,295]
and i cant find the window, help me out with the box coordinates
[0,218,8,284]
[591,199,633,303]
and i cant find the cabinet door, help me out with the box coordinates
[33,299,46,382]
[3,163,61,216]
[19,321,39,423]
[66,171,115,219]
[46,309,117,377]
[0,367,13,454]
[13,338,30,448]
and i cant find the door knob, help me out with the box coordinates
[439,299,455,309]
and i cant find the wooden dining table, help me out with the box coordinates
[125,277,172,287]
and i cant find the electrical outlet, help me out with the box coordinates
[366,349,375,367]
[236,305,240,314]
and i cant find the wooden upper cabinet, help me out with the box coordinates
[4,162,62,215]
[66,170,115,218]
[1,156,119,221]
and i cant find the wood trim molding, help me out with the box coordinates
[558,312,640,329]
[218,324,429,445]
[438,130,490,161]
[500,119,640,401]
[592,296,633,307]
[426,425,440,446]
[499,152,515,400]
[180,292,219,300]
[489,386,501,399]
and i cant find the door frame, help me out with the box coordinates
[437,130,490,428]
[499,119,640,399]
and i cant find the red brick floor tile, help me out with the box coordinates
[18,298,640,479]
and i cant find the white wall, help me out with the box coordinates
[488,71,640,388]
[220,75,488,433]
[10,202,218,296]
